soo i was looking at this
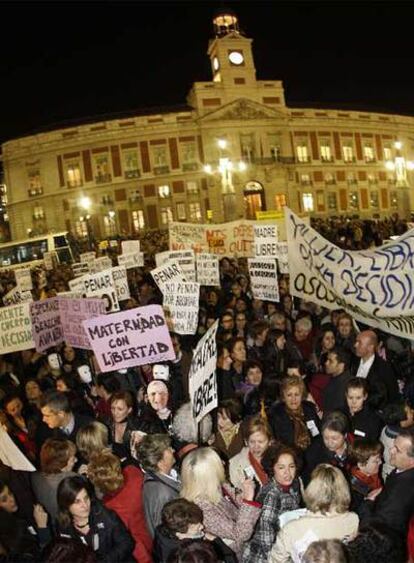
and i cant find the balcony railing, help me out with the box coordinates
[95,173,112,184]
[296,156,312,163]
[321,156,334,163]
[124,169,141,179]
[154,165,170,176]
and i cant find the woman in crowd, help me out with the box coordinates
[76,421,110,467]
[31,438,77,525]
[180,447,260,560]
[304,410,351,483]
[235,312,248,339]
[345,378,383,440]
[263,328,288,379]
[242,444,303,563]
[211,399,244,461]
[270,376,320,451]
[137,433,181,537]
[216,343,235,401]
[269,464,359,562]
[1,393,37,462]
[228,337,247,389]
[24,378,43,412]
[57,475,134,563]
[236,360,264,398]
[229,415,272,490]
[87,449,153,563]
[108,391,140,460]
[308,326,336,408]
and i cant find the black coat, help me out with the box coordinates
[359,467,414,536]
[58,500,135,563]
[353,356,400,411]
[270,400,321,447]
[303,435,350,485]
[35,412,93,452]
[346,405,383,441]
[321,370,353,414]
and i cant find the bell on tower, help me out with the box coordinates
[213,10,239,37]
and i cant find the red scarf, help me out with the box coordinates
[351,466,381,491]
[248,451,269,486]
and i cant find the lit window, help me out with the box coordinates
[325,173,335,185]
[28,169,42,191]
[94,154,111,182]
[186,181,199,195]
[75,220,88,237]
[302,193,314,212]
[347,173,357,185]
[343,144,354,162]
[161,207,173,225]
[274,194,286,210]
[66,163,82,188]
[124,151,140,177]
[132,210,145,230]
[383,146,392,161]
[182,143,196,163]
[370,191,379,209]
[349,191,359,209]
[176,203,186,220]
[390,191,398,209]
[296,145,309,163]
[153,146,168,166]
[33,205,45,220]
[320,144,332,162]
[189,202,202,221]
[158,185,170,198]
[364,144,375,162]
[103,215,117,236]
[327,192,337,210]
[268,134,281,161]
[300,174,311,185]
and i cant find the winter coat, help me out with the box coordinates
[211,425,244,461]
[31,470,77,525]
[270,401,320,448]
[347,405,383,441]
[142,471,180,537]
[242,478,302,563]
[229,447,266,491]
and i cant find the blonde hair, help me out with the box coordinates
[180,448,225,505]
[280,375,306,399]
[87,450,124,494]
[242,414,273,442]
[76,421,109,462]
[304,464,350,514]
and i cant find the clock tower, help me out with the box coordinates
[207,11,257,89]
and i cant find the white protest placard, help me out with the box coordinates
[111,266,130,302]
[68,276,87,292]
[72,262,90,277]
[15,269,33,291]
[117,252,144,269]
[0,302,35,353]
[248,258,280,302]
[80,252,96,263]
[122,240,140,254]
[163,281,200,335]
[83,304,175,372]
[285,207,414,340]
[156,250,196,281]
[91,256,113,273]
[188,320,219,422]
[275,242,289,274]
[151,260,186,293]
[83,271,120,313]
[3,287,33,307]
[196,253,220,286]
[254,224,279,257]
[43,251,56,271]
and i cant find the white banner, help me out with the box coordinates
[80,252,96,263]
[151,260,186,293]
[286,207,414,339]
[15,269,33,291]
[189,320,219,422]
[163,281,200,335]
[43,251,56,271]
[248,258,280,302]
[254,224,279,257]
[196,254,220,286]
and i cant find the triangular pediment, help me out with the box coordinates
[198,98,287,122]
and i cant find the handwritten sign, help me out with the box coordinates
[72,262,90,277]
[122,240,140,254]
[248,258,280,302]
[254,224,279,257]
[188,320,219,422]
[196,254,220,286]
[0,303,35,353]
[15,269,33,291]
[82,271,120,313]
[30,298,64,353]
[151,260,186,293]
[163,282,200,335]
[275,242,289,274]
[117,252,144,269]
[3,287,33,307]
[111,266,130,302]
[58,297,107,349]
[83,305,175,372]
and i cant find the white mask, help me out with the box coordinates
[77,365,92,384]
[152,364,169,381]
[48,353,61,370]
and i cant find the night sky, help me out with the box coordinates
[2,0,414,144]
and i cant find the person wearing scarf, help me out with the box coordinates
[349,439,383,511]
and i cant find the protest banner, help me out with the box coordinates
[82,271,120,313]
[196,253,220,286]
[30,298,64,353]
[156,250,196,281]
[3,287,33,307]
[83,304,175,373]
[110,266,130,301]
[275,242,289,274]
[151,260,186,293]
[72,262,90,277]
[117,252,144,269]
[163,281,200,335]
[0,302,35,353]
[188,320,219,422]
[285,207,414,339]
[248,258,280,302]
[254,224,279,257]
[122,240,140,254]
[58,297,107,349]
[168,222,210,253]
[15,269,33,291]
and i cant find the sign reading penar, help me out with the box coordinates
[0,302,35,353]
[189,319,219,422]
[151,260,186,293]
[83,304,176,373]
[30,298,64,353]
[254,224,279,257]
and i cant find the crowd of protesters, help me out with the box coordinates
[0,214,413,562]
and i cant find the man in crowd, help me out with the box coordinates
[322,348,352,413]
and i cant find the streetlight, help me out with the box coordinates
[79,196,93,250]
[385,141,414,218]
[203,139,247,221]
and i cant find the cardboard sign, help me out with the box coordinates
[248,258,280,302]
[30,298,64,353]
[43,251,56,271]
[188,320,219,422]
[91,257,113,273]
[68,276,87,292]
[83,305,176,372]
[15,269,33,291]
[80,252,96,263]
[72,262,90,277]
[163,281,200,335]
[151,260,186,293]
[156,250,196,281]
[122,240,140,254]
[254,224,279,257]
[3,287,33,307]
[117,252,144,269]
[58,297,107,349]
[82,271,120,313]
[196,254,220,286]
[275,242,289,274]
[111,266,130,301]
[0,302,35,353]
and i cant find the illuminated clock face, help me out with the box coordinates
[228,51,244,65]
[213,56,220,71]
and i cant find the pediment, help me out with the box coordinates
[199,98,287,122]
